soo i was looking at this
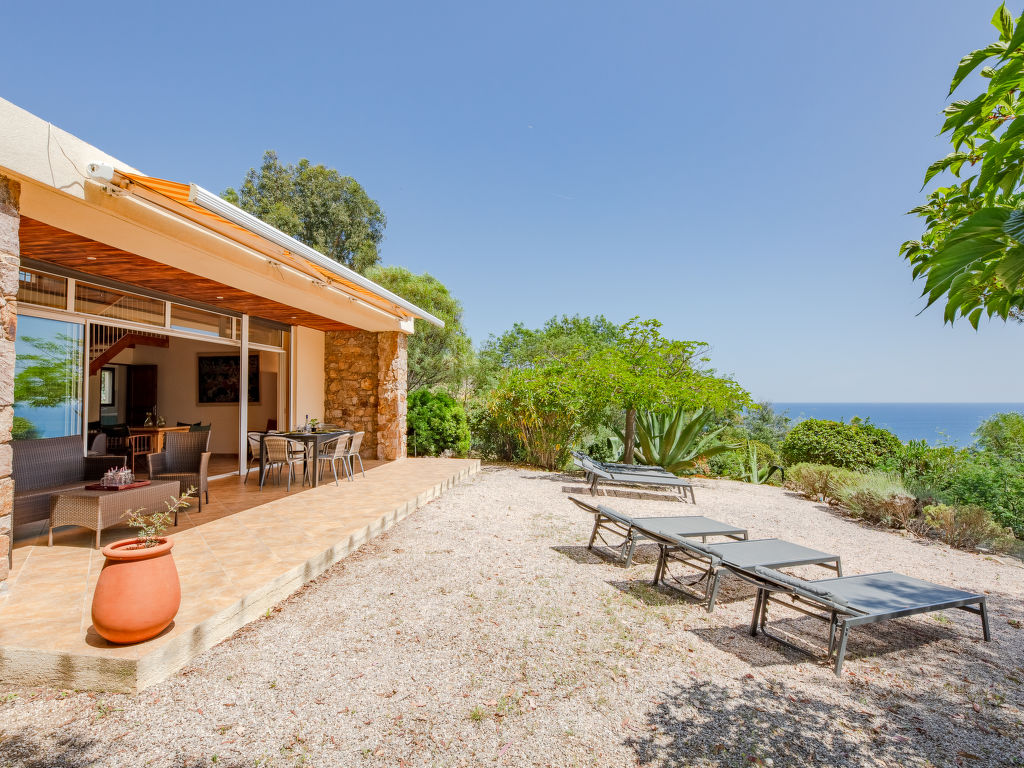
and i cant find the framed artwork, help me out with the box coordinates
[197,354,260,404]
[99,368,115,407]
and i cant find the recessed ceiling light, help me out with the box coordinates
[215,296,224,300]
[86,256,97,261]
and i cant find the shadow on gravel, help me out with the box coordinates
[627,670,1020,766]
[0,733,98,768]
[689,612,964,671]
[0,730,252,768]
[559,486,687,503]
[552,544,619,564]
[551,543,661,566]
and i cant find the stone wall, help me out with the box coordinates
[0,176,20,592]
[376,332,407,461]
[323,328,409,462]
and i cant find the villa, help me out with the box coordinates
[0,97,479,690]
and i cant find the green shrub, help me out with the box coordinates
[467,399,523,461]
[781,419,902,470]
[921,504,1016,552]
[829,472,916,527]
[898,444,1024,538]
[710,439,779,477]
[785,463,851,500]
[408,389,471,457]
[486,362,600,470]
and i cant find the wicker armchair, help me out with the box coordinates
[147,431,212,510]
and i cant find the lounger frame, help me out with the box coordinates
[571,452,697,503]
[652,536,842,611]
[730,567,991,675]
[568,496,746,567]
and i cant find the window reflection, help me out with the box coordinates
[14,315,83,439]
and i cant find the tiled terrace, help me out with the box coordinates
[0,457,480,692]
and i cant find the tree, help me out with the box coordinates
[585,318,751,464]
[974,411,1024,459]
[901,4,1024,325]
[224,151,386,273]
[742,401,792,450]
[475,314,620,387]
[364,266,472,392]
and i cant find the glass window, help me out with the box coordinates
[75,282,165,326]
[99,368,115,406]
[170,304,234,339]
[13,315,83,439]
[248,317,287,348]
[18,268,67,309]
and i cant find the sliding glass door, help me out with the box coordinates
[13,314,84,440]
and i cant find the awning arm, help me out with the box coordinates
[188,184,445,328]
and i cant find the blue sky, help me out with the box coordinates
[5,1,1022,401]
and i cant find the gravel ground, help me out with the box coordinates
[1,465,1022,768]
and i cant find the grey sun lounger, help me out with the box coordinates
[571,452,696,503]
[731,566,990,675]
[648,533,843,611]
[568,497,747,567]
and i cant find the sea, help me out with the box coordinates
[774,403,1024,447]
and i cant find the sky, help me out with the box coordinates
[5,1,1023,402]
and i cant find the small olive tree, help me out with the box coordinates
[586,318,751,464]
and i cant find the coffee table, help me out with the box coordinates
[48,480,181,548]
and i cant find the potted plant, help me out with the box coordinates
[91,489,193,644]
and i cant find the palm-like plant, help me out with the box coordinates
[615,406,736,475]
[731,440,784,485]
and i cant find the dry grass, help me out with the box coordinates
[0,466,1022,767]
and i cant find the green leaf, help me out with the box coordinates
[1002,13,1024,59]
[1002,208,1024,241]
[994,4,1015,41]
[994,244,1024,286]
[950,42,1008,94]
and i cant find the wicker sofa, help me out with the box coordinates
[12,436,118,531]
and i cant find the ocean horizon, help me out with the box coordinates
[774,402,1024,446]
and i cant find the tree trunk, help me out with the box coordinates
[623,408,637,464]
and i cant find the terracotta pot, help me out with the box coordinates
[91,537,181,644]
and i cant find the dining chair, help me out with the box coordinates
[126,433,155,475]
[243,431,263,484]
[339,431,366,481]
[262,436,308,491]
[315,435,353,486]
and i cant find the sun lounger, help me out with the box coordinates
[648,532,843,611]
[568,496,747,566]
[730,566,990,675]
[571,452,696,502]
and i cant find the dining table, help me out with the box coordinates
[128,425,191,454]
[256,430,353,489]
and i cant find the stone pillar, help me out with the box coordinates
[324,329,380,458]
[323,328,409,462]
[0,176,19,591]
[377,332,407,461]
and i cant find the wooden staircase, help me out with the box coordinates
[89,324,169,375]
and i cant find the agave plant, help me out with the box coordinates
[615,406,736,475]
[731,440,784,485]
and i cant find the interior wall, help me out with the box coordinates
[293,326,325,426]
[86,338,280,454]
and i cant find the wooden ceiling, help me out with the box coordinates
[18,217,354,332]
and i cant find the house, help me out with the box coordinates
[0,96,442,593]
